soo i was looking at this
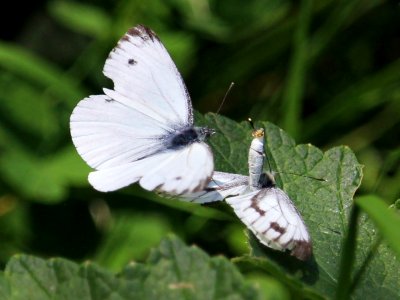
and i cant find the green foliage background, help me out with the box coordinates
[0,0,399,299]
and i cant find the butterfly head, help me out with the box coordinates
[195,127,216,141]
[248,118,264,138]
[252,128,264,138]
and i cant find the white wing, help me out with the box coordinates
[70,95,168,171]
[180,171,248,203]
[226,187,312,261]
[103,25,193,125]
[139,142,213,194]
[88,142,213,194]
[70,25,214,194]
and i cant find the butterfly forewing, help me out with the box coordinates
[70,95,167,170]
[103,25,193,125]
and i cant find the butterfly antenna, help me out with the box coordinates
[216,82,235,115]
[247,118,255,130]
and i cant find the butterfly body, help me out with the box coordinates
[167,127,215,149]
[248,128,265,190]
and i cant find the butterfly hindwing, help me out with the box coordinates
[226,186,312,260]
[139,142,214,194]
[180,171,248,203]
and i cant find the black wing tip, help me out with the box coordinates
[291,240,313,261]
[126,24,160,42]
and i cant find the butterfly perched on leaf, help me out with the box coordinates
[183,127,313,260]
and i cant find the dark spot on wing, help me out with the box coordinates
[291,240,312,261]
[250,192,266,217]
[143,26,159,41]
[105,98,115,103]
[175,176,182,180]
[128,58,137,65]
[270,222,286,234]
[126,25,159,42]
[127,27,141,37]
[121,35,130,42]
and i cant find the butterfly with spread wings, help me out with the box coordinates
[70,25,215,194]
[183,128,312,261]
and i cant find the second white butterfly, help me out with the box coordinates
[183,127,312,260]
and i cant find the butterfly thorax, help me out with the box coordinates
[258,172,276,188]
[166,126,215,150]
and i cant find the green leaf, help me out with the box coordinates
[0,42,86,107]
[0,146,89,202]
[0,236,259,300]
[282,0,313,138]
[198,113,363,297]
[245,272,291,300]
[303,58,400,140]
[350,211,400,299]
[197,113,400,299]
[93,213,171,272]
[120,236,258,299]
[48,1,112,38]
[0,199,31,263]
[0,74,59,138]
[355,195,400,258]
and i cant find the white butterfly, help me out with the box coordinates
[70,25,215,194]
[183,128,312,260]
